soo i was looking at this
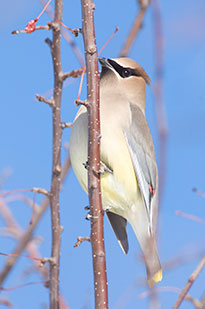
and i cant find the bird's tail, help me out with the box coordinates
[130,220,162,288]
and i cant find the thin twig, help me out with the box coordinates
[176,210,205,224]
[61,68,84,81]
[57,20,82,37]
[11,25,50,35]
[0,280,47,291]
[0,187,48,199]
[0,194,70,308]
[73,236,91,247]
[36,94,54,107]
[113,248,205,309]
[81,0,108,308]
[120,0,151,57]
[139,286,203,309]
[173,256,205,309]
[11,0,53,35]
[0,154,71,286]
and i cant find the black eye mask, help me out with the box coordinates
[107,59,141,79]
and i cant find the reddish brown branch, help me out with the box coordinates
[47,2,64,307]
[41,0,85,67]
[120,0,151,57]
[173,256,205,308]
[81,0,108,308]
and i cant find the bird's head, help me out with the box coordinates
[99,57,151,111]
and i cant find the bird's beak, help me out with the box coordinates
[98,57,111,68]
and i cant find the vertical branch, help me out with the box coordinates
[48,1,63,308]
[81,1,108,308]
[152,0,167,206]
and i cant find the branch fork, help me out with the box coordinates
[73,236,91,248]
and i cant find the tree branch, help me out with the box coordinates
[41,0,85,67]
[36,94,54,107]
[0,154,71,287]
[173,256,205,309]
[81,1,108,308]
[47,1,63,308]
[119,0,151,57]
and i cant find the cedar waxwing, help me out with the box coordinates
[69,57,162,287]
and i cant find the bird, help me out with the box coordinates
[69,57,162,287]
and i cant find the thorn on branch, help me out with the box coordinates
[75,99,88,107]
[36,94,54,107]
[92,162,113,176]
[61,122,72,129]
[73,236,91,248]
[85,213,92,220]
[54,165,61,175]
[85,213,99,220]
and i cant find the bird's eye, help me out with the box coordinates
[122,68,132,78]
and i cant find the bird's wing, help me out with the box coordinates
[124,103,158,233]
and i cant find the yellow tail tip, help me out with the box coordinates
[148,269,163,288]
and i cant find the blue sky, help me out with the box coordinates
[0,0,205,308]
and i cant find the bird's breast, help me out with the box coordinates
[70,102,142,216]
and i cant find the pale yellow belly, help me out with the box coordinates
[70,108,141,220]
